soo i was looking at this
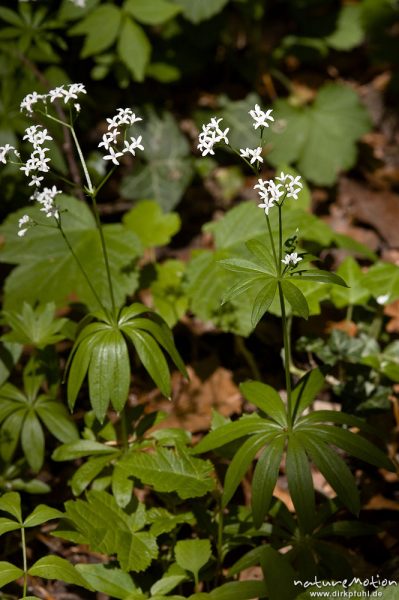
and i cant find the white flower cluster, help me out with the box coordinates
[20,83,87,114]
[0,143,20,165]
[249,104,274,130]
[197,117,229,157]
[255,172,303,215]
[31,186,62,220]
[17,215,33,238]
[282,252,302,267]
[98,108,144,166]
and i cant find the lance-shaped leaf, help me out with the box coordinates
[222,433,269,507]
[240,380,287,426]
[28,555,92,588]
[252,435,285,528]
[260,546,297,600]
[208,580,267,600]
[286,433,315,532]
[291,367,325,420]
[281,280,309,320]
[24,505,63,528]
[289,269,347,287]
[298,409,379,437]
[0,491,22,522]
[296,431,360,515]
[76,563,137,600]
[252,279,278,327]
[0,561,24,587]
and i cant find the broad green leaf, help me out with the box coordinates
[203,201,263,250]
[121,111,193,211]
[0,561,24,587]
[0,492,22,522]
[193,414,273,454]
[28,555,91,588]
[312,426,394,471]
[150,260,188,327]
[330,256,370,308]
[267,84,371,185]
[291,368,325,419]
[362,261,399,304]
[207,580,267,600]
[252,436,285,528]
[325,4,364,50]
[281,280,309,319]
[0,197,142,311]
[24,505,63,528]
[112,461,134,508]
[71,455,114,496]
[150,564,187,595]
[116,446,215,498]
[123,200,181,248]
[260,546,297,600]
[125,0,181,24]
[147,508,195,536]
[172,0,229,23]
[36,400,78,443]
[123,327,171,398]
[296,432,360,515]
[118,16,150,81]
[21,411,44,472]
[0,517,20,536]
[240,380,287,426]
[252,279,278,326]
[175,539,211,580]
[222,433,270,507]
[52,440,118,461]
[0,409,25,463]
[117,530,158,573]
[76,563,137,599]
[245,239,277,274]
[70,5,122,57]
[286,434,315,532]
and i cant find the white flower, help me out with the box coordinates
[255,179,284,214]
[0,144,16,164]
[376,294,390,305]
[28,175,44,187]
[48,86,65,102]
[106,115,120,129]
[249,104,274,130]
[23,125,52,148]
[116,108,142,126]
[197,117,229,157]
[32,185,61,219]
[123,135,144,155]
[18,214,33,238]
[74,103,81,112]
[275,172,303,200]
[282,252,302,266]
[58,83,87,104]
[20,91,44,114]
[240,147,263,165]
[103,146,123,165]
[258,197,275,215]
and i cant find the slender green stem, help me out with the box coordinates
[265,213,278,272]
[21,526,28,597]
[346,304,353,322]
[69,126,93,194]
[57,219,107,314]
[235,335,261,380]
[120,408,129,450]
[278,282,292,429]
[278,204,283,275]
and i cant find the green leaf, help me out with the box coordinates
[123,200,181,248]
[291,368,325,419]
[0,517,21,536]
[117,530,159,573]
[36,400,79,443]
[116,446,215,498]
[150,564,187,596]
[362,261,399,304]
[0,561,24,588]
[208,580,267,600]
[172,0,229,23]
[112,461,134,508]
[0,492,22,522]
[175,539,211,580]
[24,505,63,528]
[76,563,137,599]
[70,4,122,57]
[52,440,118,461]
[267,84,371,185]
[28,555,91,589]
[330,257,370,308]
[296,432,360,515]
[325,4,364,50]
[67,335,93,412]
[0,341,21,387]
[286,433,315,532]
[222,433,270,507]
[299,410,379,437]
[281,280,309,319]
[71,455,114,496]
[216,93,261,150]
[260,546,297,600]
[2,302,68,349]
[239,381,287,426]
[252,279,278,327]
[123,327,171,398]
[125,0,181,24]
[218,258,272,276]
[0,197,142,311]
[252,436,285,528]
[245,239,277,274]
[117,16,150,81]
[150,260,188,327]
[0,409,25,463]
[313,426,394,472]
[192,414,273,454]
[121,111,193,211]
[21,410,45,472]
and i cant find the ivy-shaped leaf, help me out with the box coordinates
[267,84,371,185]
